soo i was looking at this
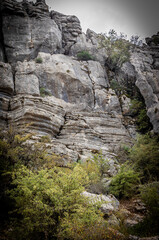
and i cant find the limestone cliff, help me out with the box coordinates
[0,0,159,164]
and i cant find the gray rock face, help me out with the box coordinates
[130,49,159,133]
[7,95,66,136]
[70,30,108,65]
[1,0,49,19]
[31,52,111,110]
[82,191,119,215]
[50,11,82,54]
[0,53,132,162]
[0,62,14,96]
[2,15,62,63]
[15,61,40,96]
[113,44,159,133]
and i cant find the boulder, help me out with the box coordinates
[82,191,119,215]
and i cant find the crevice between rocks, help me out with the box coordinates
[56,113,67,138]
[0,8,8,62]
[85,64,96,108]
[12,67,16,95]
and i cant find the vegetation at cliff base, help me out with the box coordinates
[109,162,140,199]
[0,128,125,240]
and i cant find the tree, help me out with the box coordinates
[99,29,131,70]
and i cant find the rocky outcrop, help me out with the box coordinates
[50,11,82,54]
[0,62,14,96]
[2,16,62,63]
[0,52,132,162]
[1,0,62,63]
[111,43,159,134]
[130,48,159,133]
[82,191,119,215]
[70,29,108,64]
[1,0,49,18]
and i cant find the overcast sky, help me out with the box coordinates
[46,0,159,40]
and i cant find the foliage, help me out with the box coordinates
[110,79,127,96]
[0,129,124,240]
[77,51,95,61]
[140,182,159,217]
[91,152,110,179]
[35,57,43,63]
[8,165,92,239]
[130,99,152,133]
[99,29,131,69]
[109,162,140,199]
[58,215,124,240]
[79,153,111,194]
[40,87,52,97]
[130,134,159,182]
[128,182,159,237]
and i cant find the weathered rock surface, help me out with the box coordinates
[113,44,159,133]
[70,29,108,64]
[1,0,50,19]
[15,61,39,96]
[50,11,82,54]
[2,15,62,63]
[82,191,119,215]
[130,49,159,133]
[0,53,132,161]
[0,62,14,96]
[1,0,62,63]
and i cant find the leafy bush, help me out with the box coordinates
[40,87,52,97]
[77,51,95,61]
[35,57,43,63]
[130,134,159,182]
[109,162,140,199]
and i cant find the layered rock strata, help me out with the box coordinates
[0,52,132,163]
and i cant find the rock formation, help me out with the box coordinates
[0,0,159,165]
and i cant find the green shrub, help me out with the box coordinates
[40,87,52,97]
[130,99,152,133]
[77,51,95,61]
[140,182,159,216]
[35,57,43,63]
[8,164,112,240]
[130,134,159,182]
[109,162,140,199]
